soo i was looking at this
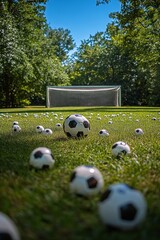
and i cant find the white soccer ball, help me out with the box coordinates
[42,128,53,135]
[12,125,21,133]
[112,141,131,157]
[63,114,90,138]
[0,212,20,240]
[36,125,44,133]
[29,147,55,169]
[98,183,147,230]
[70,165,104,197]
[99,129,109,137]
[97,116,102,120]
[55,123,62,129]
[135,128,144,135]
[12,121,19,126]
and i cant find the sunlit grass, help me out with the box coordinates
[0,108,160,240]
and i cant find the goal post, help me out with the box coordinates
[46,85,121,107]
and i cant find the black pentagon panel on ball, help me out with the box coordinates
[70,171,76,182]
[75,114,82,117]
[42,165,49,170]
[83,121,90,128]
[66,132,72,137]
[99,130,103,134]
[0,232,13,240]
[120,203,137,221]
[69,120,77,128]
[87,177,98,189]
[112,143,118,149]
[34,150,43,159]
[100,189,112,202]
[121,150,127,155]
[106,224,121,231]
[77,132,84,138]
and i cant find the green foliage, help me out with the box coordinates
[46,28,75,61]
[96,0,110,6]
[0,12,34,107]
[113,0,160,106]
[0,0,159,107]
[69,0,160,106]
[0,0,74,107]
[0,107,160,240]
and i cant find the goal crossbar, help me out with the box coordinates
[46,85,121,107]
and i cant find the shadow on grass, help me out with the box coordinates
[1,106,160,114]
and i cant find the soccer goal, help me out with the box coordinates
[46,85,121,107]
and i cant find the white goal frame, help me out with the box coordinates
[46,85,121,107]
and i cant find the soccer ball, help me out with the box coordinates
[99,129,109,137]
[63,114,90,138]
[135,128,144,135]
[29,147,55,169]
[112,141,131,157]
[98,183,147,230]
[70,165,104,197]
[12,121,19,126]
[12,125,21,133]
[42,128,53,135]
[36,125,44,133]
[0,212,20,240]
[55,123,62,129]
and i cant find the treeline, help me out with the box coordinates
[0,0,160,107]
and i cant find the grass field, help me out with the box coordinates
[0,107,160,240]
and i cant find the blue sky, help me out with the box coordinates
[45,0,121,48]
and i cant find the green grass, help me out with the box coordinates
[0,107,160,240]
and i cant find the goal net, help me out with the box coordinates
[46,86,121,107]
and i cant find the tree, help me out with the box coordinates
[46,28,75,62]
[108,0,160,105]
[0,0,73,107]
[68,32,111,86]
[0,12,34,107]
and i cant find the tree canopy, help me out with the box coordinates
[0,0,74,107]
[0,0,159,107]
[69,0,160,106]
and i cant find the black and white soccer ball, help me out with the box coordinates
[29,147,55,169]
[42,128,53,135]
[112,141,131,157]
[12,121,19,126]
[63,114,90,138]
[36,125,44,133]
[135,128,144,135]
[55,123,62,129]
[99,129,109,137]
[70,165,104,197]
[98,183,147,230]
[12,125,21,133]
[0,212,20,240]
